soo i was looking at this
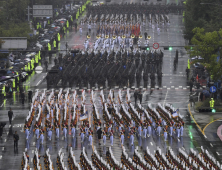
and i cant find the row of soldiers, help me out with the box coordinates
[47,48,164,89]
[22,88,221,169]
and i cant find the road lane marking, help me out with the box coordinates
[188,104,203,135]
[203,117,222,135]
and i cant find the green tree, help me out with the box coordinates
[184,0,221,42]
[188,27,222,81]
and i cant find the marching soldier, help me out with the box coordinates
[71,123,76,138]
[169,120,174,137]
[25,124,29,140]
[163,126,168,141]
[35,124,40,139]
[40,128,44,144]
[157,119,162,136]
[120,131,124,145]
[147,121,152,137]
[180,121,184,137]
[176,123,181,138]
[80,126,85,143]
[110,129,114,146]
[88,128,93,146]
[143,122,147,138]
[55,122,60,139]
[63,122,68,139]
[47,125,52,141]
[137,123,142,136]
[130,128,134,146]
[102,130,107,145]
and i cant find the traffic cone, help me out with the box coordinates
[196,74,199,83]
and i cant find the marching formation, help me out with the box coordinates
[47,49,164,89]
[21,88,222,169]
[79,3,172,52]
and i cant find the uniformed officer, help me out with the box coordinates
[102,130,107,145]
[55,122,60,139]
[137,123,142,136]
[163,126,168,141]
[147,121,152,137]
[63,123,68,139]
[88,128,93,146]
[157,119,162,136]
[35,124,40,139]
[143,123,147,138]
[80,126,85,143]
[110,129,114,146]
[176,123,180,138]
[47,125,52,141]
[130,128,134,146]
[120,131,124,145]
[169,120,174,136]
[25,125,29,140]
[71,123,76,138]
[40,128,44,144]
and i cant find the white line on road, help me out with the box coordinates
[163,90,169,105]
[150,142,153,146]
[0,100,7,107]
[216,152,220,155]
[0,155,2,159]
[36,80,42,86]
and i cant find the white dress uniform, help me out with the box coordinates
[144,39,149,47]
[157,27,160,36]
[79,27,82,35]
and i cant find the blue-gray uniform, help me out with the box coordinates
[80,127,85,142]
[147,122,152,137]
[108,125,112,134]
[103,131,107,145]
[143,123,147,138]
[137,124,142,136]
[119,124,123,133]
[63,123,68,138]
[157,121,161,136]
[47,126,52,141]
[110,131,114,146]
[25,125,29,140]
[169,121,174,136]
[35,125,40,139]
[56,123,60,138]
[130,129,134,146]
[180,122,184,136]
[163,126,168,141]
[120,131,124,145]
[176,123,180,138]
[88,129,93,145]
[85,126,89,137]
[71,125,76,138]
[40,128,44,144]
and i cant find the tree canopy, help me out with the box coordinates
[188,28,222,81]
[184,0,221,42]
